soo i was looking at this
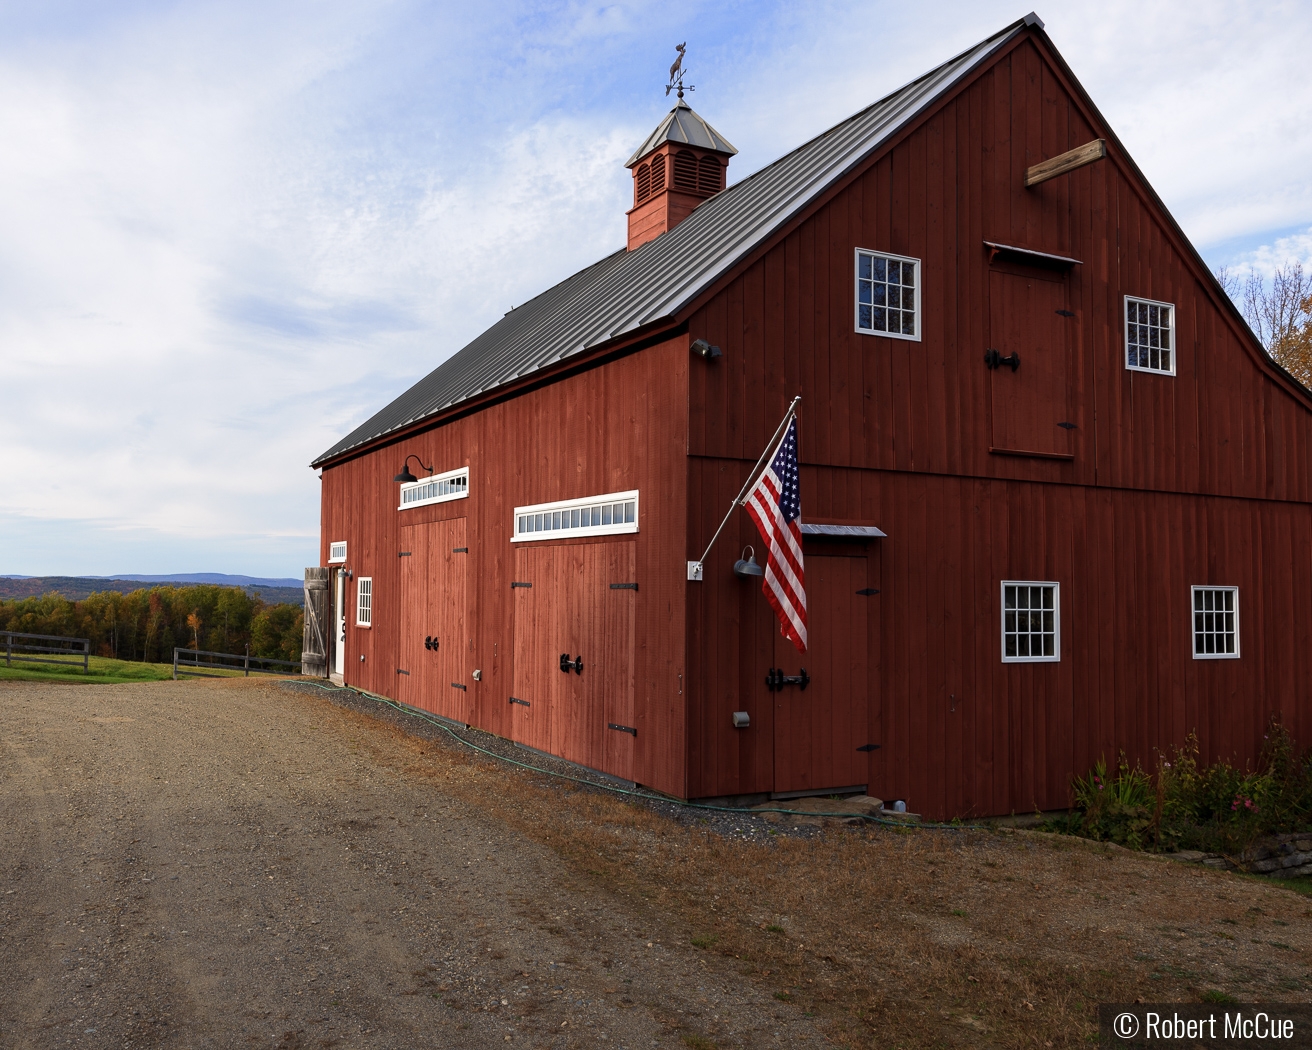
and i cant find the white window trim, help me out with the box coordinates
[355,577,373,628]
[1000,580,1061,663]
[512,489,639,543]
[398,466,470,511]
[328,541,347,564]
[1124,294,1177,376]
[854,247,922,343]
[1191,585,1240,660]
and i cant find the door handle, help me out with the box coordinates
[984,348,1020,371]
[425,635,439,650]
[558,653,583,675]
[765,667,810,692]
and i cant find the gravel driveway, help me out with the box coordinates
[0,677,829,1049]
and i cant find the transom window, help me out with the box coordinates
[1001,582,1060,662]
[1192,586,1239,659]
[356,578,373,627]
[328,541,347,563]
[1125,296,1175,374]
[399,467,469,510]
[855,249,920,341]
[513,490,639,542]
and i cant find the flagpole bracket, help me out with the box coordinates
[686,560,704,582]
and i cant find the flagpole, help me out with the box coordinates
[688,395,801,581]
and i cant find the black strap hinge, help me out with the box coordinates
[609,582,638,591]
[453,547,468,553]
[608,723,637,736]
[451,682,466,691]
[396,668,410,675]
[399,551,412,557]
[511,581,532,589]
[857,743,881,752]
[857,588,879,596]
[509,696,530,707]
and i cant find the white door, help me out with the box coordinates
[334,570,346,679]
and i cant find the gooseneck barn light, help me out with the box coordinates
[393,454,434,484]
[733,545,765,579]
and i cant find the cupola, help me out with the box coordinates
[625,99,737,251]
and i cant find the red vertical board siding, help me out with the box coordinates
[322,32,1312,818]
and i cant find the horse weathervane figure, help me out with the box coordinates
[665,42,694,99]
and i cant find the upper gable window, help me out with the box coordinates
[1125,296,1175,375]
[328,541,347,563]
[855,249,920,341]
[399,467,469,511]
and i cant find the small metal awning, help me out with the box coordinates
[801,524,887,538]
[984,241,1082,270]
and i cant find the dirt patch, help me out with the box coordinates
[3,677,1311,1050]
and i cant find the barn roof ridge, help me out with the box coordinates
[312,15,1034,468]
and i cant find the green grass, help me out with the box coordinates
[1,655,183,684]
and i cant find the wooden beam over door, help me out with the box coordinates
[1025,138,1107,187]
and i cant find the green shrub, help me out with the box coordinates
[1055,721,1312,855]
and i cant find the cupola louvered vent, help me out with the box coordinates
[635,163,651,203]
[673,150,698,191]
[649,154,666,194]
[698,154,722,194]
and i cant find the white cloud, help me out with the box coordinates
[0,0,1309,575]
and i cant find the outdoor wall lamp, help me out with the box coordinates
[393,455,434,484]
[733,545,764,579]
[691,338,722,360]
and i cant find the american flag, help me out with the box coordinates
[744,417,806,652]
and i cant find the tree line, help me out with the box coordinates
[0,585,303,665]
[1218,260,1312,389]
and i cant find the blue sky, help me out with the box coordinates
[2,0,1310,578]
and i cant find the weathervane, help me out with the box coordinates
[665,42,694,99]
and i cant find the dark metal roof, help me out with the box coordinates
[624,100,738,167]
[313,17,1032,467]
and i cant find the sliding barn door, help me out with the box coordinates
[398,518,469,723]
[511,542,636,779]
[988,270,1074,458]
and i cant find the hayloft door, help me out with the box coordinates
[987,271,1074,458]
[398,518,469,723]
[511,542,636,779]
[772,554,870,794]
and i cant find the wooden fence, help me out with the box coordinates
[173,647,302,680]
[3,631,91,672]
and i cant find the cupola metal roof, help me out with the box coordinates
[624,99,738,167]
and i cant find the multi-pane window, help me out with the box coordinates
[1192,586,1239,659]
[513,490,639,542]
[329,541,347,563]
[855,249,920,341]
[356,578,373,627]
[399,467,470,510]
[1001,582,1060,662]
[1125,296,1175,374]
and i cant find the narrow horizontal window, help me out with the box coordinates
[855,248,921,342]
[356,578,373,627]
[1192,586,1239,659]
[1001,581,1060,662]
[328,541,347,563]
[1125,295,1176,375]
[512,490,639,543]
[399,467,470,511]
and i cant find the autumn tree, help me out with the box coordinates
[1218,261,1312,389]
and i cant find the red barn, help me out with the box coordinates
[305,14,1312,820]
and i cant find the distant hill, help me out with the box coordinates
[105,572,303,588]
[0,576,304,606]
